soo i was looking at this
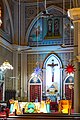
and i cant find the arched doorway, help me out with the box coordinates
[43,54,62,100]
[64,75,74,108]
[28,76,42,102]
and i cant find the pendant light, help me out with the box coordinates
[0,6,2,27]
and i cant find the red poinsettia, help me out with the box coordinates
[65,64,75,74]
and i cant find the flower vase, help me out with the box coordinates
[10,103,14,113]
[46,104,50,113]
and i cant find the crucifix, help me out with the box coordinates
[47,59,58,82]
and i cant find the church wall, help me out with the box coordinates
[27,51,74,83]
[13,50,73,100]
[27,53,47,79]
[17,54,21,96]
[26,50,74,101]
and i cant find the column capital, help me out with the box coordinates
[68,8,80,22]
[76,56,80,62]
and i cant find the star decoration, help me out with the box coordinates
[34,66,42,76]
[65,64,75,74]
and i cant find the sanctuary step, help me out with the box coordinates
[7,113,80,120]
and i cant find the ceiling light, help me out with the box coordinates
[0,60,13,71]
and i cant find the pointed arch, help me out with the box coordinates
[26,5,67,42]
[28,76,42,102]
[42,53,63,99]
[3,0,14,40]
[64,74,74,108]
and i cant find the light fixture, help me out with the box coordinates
[71,25,74,29]
[0,7,2,27]
[0,60,13,71]
[0,19,2,27]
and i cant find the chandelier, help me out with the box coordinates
[0,60,13,71]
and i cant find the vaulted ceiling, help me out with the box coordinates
[7,0,80,16]
[0,0,80,46]
[12,0,80,7]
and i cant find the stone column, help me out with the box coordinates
[21,53,27,98]
[74,21,80,113]
[68,8,80,113]
[42,68,46,93]
[60,67,63,99]
[13,51,18,97]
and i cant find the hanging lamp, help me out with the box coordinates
[0,6,2,27]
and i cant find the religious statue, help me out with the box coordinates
[47,59,58,82]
